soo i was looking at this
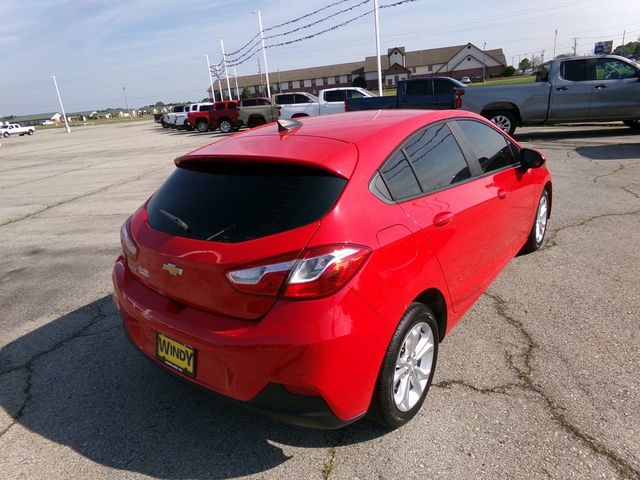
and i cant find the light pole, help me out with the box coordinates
[482,42,487,82]
[252,10,271,99]
[123,87,132,120]
[51,76,71,133]
[220,39,232,100]
[205,54,216,102]
[277,70,281,93]
[373,0,383,96]
[233,67,239,99]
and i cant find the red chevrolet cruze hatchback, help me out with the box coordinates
[113,110,552,429]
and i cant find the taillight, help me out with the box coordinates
[454,88,465,109]
[120,220,138,260]
[277,106,282,117]
[226,245,371,299]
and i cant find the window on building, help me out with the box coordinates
[323,77,329,85]
[387,78,393,86]
[427,65,432,72]
[288,81,293,89]
[311,78,317,86]
[347,74,353,83]
[335,76,340,84]
[412,67,416,73]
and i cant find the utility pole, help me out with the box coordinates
[205,54,216,102]
[482,42,487,82]
[220,39,232,100]
[622,30,626,56]
[541,49,545,63]
[252,10,271,99]
[216,78,224,103]
[257,57,264,94]
[553,29,558,59]
[572,37,578,56]
[233,67,239,99]
[52,76,71,133]
[373,0,383,96]
[122,87,132,120]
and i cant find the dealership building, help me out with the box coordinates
[209,43,507,98]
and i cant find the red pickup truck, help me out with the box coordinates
[188,100,239,133]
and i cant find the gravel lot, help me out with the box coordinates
[0,120,638,479]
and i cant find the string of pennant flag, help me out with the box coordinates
[210,0,417,73]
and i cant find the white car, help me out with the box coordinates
[41,120,55,126]
[273,87,374,119]
[460,76,471,84]
[1,123,35,137]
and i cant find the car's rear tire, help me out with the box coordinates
[368,303,439,429]
[161,121,169,129]
[196,121,209,133]
[521,189,550,254]
[485,110,517,135]
[3,132,10,138]
[183,121,192,131]
[219,119,232,134]
[28,130,34,135]
[623,119,639,130]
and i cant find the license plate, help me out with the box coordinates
[156,333,196,377]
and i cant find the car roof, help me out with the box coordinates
[177,110,487,178]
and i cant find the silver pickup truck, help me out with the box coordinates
[461,55,640,135]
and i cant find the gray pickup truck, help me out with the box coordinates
[462,55,640,135]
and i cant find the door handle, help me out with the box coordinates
[497,189,508,199]
[433,212,454,227]
[556,86,568,91]
[595,84,608,89]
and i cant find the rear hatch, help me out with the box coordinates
[128,158,350,320]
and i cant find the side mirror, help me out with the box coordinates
[520,148,546,169]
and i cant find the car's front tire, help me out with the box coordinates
[521,189,550,254]
[368,303,439,429]
[219,119,232,134]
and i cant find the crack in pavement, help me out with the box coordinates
[592,163,625,183]
[542,208,640,252]
[621,184,640,200]
[321,425,352,479]
[0,299,114,439]
[0,164,167,227]
[482,292,639,479]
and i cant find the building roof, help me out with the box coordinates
[365,44,506,71]
[227,60,365,90]
[12,112,60,122]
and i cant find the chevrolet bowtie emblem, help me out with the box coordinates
[162,263,183,277]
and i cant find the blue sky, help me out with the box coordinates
[1,0,639,116]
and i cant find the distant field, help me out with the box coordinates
[36,115,154,130]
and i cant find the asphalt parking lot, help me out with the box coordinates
[0,120,638,479]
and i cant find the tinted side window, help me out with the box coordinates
[455,120,517,173]
[347,90,366,99]
[257,98,271,105]
[561,59,595,81]
[242,99,256,107]
[433,80,453,95]
[404,124,471,193]
[379,150,421,200]
[324,90,345,102]
[228,103,237,110]
[275,94,294,104]
[199,105,212,112]
[406,80,433,96]
[294,94,312,104]
[596,59,638,80]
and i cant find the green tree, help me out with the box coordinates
[241,88,250,99]
[613,41,640,58]
[518,58,531,74]
[352,76,366,88]
[503,66,516,77]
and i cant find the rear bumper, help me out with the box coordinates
[112,257,388,427]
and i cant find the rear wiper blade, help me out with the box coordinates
[206,224,236,241]
[159,209,189,231]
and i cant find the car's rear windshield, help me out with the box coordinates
[146,162,347,243]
